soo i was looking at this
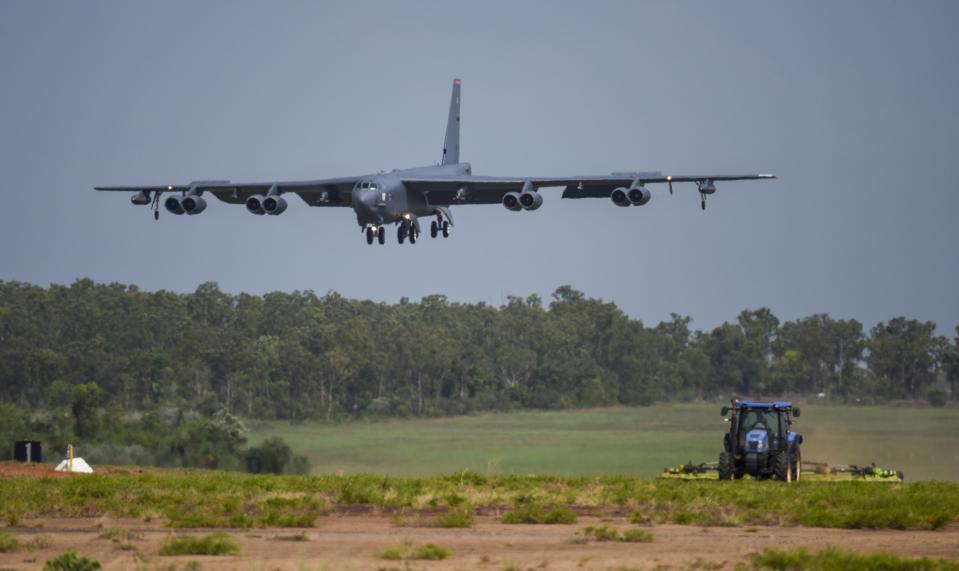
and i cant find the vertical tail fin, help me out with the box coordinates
[441,78,461,165]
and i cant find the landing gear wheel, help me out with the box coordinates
[701,198,706,211]
[409,228,417,244]
[718,452,735,481]
[365,227,374,245]
[442,220,450,238]
[398,224,407,244]
[430,220,438,238]
[154,211,160,221]
[377,226,385,245]
[772,451,791,482]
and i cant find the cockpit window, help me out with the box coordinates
[361,182,369,189]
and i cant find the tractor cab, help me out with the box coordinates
[719,400,803,482]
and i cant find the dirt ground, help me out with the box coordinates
[1,515,957,571]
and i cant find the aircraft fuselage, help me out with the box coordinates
[351,162,469,228]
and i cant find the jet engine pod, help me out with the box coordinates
[164,196,185,215]
[610,187,631,207]
[627,185,651,205]
[519,191,542,211]
[502,192,522,211]
[181,195,207,215]
[131,190,151,205]
[246,194,266,215]
[262,195,288,215]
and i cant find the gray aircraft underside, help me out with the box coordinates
[96,79,775,245]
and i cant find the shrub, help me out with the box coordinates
[377,541,451,561]
[433,505,474,528]
[620,528,654,543]
[0,532,18,553]
[928,390,947,408]
[502,502,577,524]
[378,541,409,560]
[412,543,450,560]
[581,525,619,541]
[42,550,102,571]
[246,437,292,474]
[288,455,312,475]
[159,534,239,556]
[746,546,959,571]
[581,526,653,543]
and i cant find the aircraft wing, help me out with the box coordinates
[402,172,775,205]
[95,176,363,207]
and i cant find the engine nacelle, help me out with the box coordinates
[246,195,266,215]
[698,179,717,195]
[131,190,151,205]
[164,196,185,215]
[263,195,288,215]
[502,192,522,211]
[610,187,631,207]
[181,195,207,215]
[627,185,651,205]
[519,191,542,211]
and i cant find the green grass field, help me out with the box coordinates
[2,469,957,530]
[248,404,959,480]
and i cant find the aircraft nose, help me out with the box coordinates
[357,190,383,222]
[361,190,380,210]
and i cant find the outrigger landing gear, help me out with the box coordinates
[151,191,161,221]
[700,193,707,211]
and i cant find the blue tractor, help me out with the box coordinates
[719,400,803,482]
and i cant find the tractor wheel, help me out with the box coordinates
[791,450,802,482]
[718,452,735,480]
[772,451,791,482]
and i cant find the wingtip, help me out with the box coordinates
[759,174,776,179]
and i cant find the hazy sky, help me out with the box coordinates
[1,1,957,333]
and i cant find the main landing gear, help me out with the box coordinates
[397,221,418,245]
[430,216,451,239]
[364,218,427,245]
[364,225,386,245]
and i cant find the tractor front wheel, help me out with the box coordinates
[772,451,792,482]
[718,452,735,480]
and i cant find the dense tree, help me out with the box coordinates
[774,315,865,396]
[867,318,943,399]
[0,279,953,430]
[946,327,959,399]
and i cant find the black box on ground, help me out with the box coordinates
[14,441,42,462]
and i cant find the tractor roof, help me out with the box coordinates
[736,400,794,409]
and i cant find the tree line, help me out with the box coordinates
[0,279,956,425]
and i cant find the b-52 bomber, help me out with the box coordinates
[96,79,775,245]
